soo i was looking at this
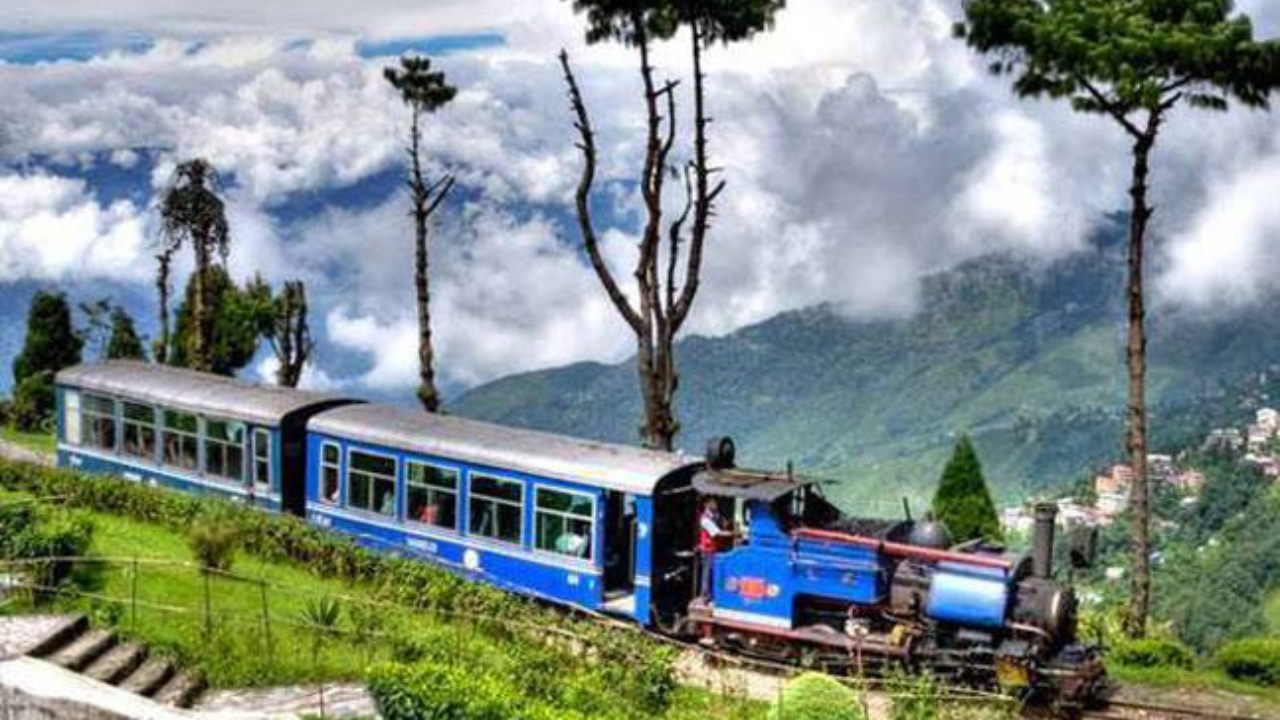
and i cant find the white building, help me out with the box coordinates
[1257,408,1279,436]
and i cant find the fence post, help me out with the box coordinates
[130,558,138,632]
[259,579,272,662]
[202,571,212,638]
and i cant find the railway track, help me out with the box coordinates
[1085,698,1270,720]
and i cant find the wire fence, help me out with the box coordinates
[0,554,1019,716]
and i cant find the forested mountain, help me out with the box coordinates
[454,225,1280,508]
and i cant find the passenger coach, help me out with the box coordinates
[304,403,701,625]
[55,361,355,512]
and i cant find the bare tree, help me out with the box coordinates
[384,56,457,412]
[559,0,782,450]
[268,280,315,388]
[158,159,230,372]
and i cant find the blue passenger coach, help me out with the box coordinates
[305,403,701,625]
[55,362,355,513]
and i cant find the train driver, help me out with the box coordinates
[698,497,732,600]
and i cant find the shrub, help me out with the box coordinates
[770,672,866,720]
[1215,638,1280,687]
[0,500,94,591]
[368,661,589,720]
[11,371,55,432]
[188,505,243,573]
[1108,637,1195,670]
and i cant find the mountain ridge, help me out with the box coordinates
[453,226,1280,509]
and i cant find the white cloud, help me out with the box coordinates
[2,0,1280,396]
[0,173,149,283]
[320,203,627,389]
[1158,154,1280,309]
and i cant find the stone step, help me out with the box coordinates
[154,669,205,708]
[47,628,116,671]
[84,641,146,685]
[120,656,176,697]
[25,614,89,658]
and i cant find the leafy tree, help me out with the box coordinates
[264,280,315,388]
[384,56,457,412]
[77,299,114,360]
[560,0,784,450]
[12,291,82,429]
[106,306,147,360]
[158,159,231,371]
[931,435,1001,543]
[170,266,270,376]
[956,0,1280,638]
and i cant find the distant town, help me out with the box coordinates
[1002,406,1280,536]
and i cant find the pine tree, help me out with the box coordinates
[931,435,1002,543]
[13,291,83,386]
[106,307,147,360]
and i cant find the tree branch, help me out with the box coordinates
[560,49,644,334]
[672,18,718,330]
[1078,76,1145,139]
[424,176,455,217]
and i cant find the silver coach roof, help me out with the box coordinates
[56,360,352,426]
[310,403,700,496]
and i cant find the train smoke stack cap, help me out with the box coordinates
[705,436,736,469]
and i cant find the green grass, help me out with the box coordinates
[1110,663,1280,707]
[0,426,55,455]
[0,487,771,718]
[1266,590,1280,636]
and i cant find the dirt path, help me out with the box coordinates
[0,438,52,467]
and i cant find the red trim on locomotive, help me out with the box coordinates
[792,527,1013,571]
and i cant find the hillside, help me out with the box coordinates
[454,226,1280,508]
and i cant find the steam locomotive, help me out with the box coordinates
[52,361,1105,708]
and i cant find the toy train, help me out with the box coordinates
[52,361,1105,707]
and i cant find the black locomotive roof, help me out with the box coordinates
[692,467,816,501]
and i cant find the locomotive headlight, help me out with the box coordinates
[725,577,739,592]
[766,583,781,598]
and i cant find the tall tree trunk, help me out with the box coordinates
[1124,117,1159,640]
[410,107,441,413]
[155,253,171,364]
[191,240,212,372]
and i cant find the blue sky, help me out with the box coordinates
[1,0,1279,397]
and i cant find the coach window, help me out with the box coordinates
[320,443,341,504]
[535,488,595,561]
[469,474,523,545]
[348,450,397,517]
[81,394,117,453]
[204,418,246,484]
[161,410,199,471]
[122,403,156,461]
[406,461,458,531]
[252,429,272,493]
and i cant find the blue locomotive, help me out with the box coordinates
[52,361,1104,705]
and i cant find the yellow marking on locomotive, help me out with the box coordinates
[995,657,1030,688]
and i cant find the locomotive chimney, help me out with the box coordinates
[1032,503,1057,579]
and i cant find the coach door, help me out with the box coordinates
[603,491,637,606]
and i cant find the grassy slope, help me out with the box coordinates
[0,426,55,455]
[0,487,765,719]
